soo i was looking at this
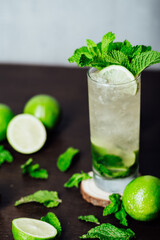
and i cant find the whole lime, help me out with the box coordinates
[0,104,14,141]
[24,94,60,129]
[122,175,160,221]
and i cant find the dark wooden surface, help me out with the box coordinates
[0,65,160,239]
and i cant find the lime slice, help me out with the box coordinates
[12,218,57,240]
[99,65,137,95]
[7,114,47,154]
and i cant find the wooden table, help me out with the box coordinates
[0,65,160,239]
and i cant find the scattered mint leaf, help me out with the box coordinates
[78,215,100,225]
[68,31,160,76]
[21,158,48,179]
[103,194,128,226]
[80,223,135,239]
[115,204,128,226]
[130,51,160,76]
[29,169,48,179]
[57,147,79,172]
[64,171,92,188]
[15,190,62,208]
[41,212,62,238]
[0,145,13,166]
[103,194,121,216]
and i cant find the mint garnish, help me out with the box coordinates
[15,190,62,208]
[21,158,48,179]
[57,147,79,172]
[68,32,160,76]
[80,223,135,239]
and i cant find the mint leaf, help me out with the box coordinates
[30,169,48,179]
[108,42,122,51]
[64,171,92,188]
[57,147,79,172]
[131,45,142,58]
[130,51,160,76]
[78,215,100,225]
[21,158,48,179]
[103,194,121,216]
[41,212,62,237]
[15,190,62,208]
[101,32,115,57]
[107,50,130,68]
[120,40,133,58]
[97,154,123,167]
[115,204,128,226]
[141,45,152,52]
[103,194,128,226]
[0,145,13,166]
[86,39,100,57]
[80,223,135,239]
[21,158,38,174]
[68,47,93,67]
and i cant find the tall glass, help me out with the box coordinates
[87,68,141,193]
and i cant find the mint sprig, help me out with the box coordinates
[103,194,128,226]
[64,171,92,188]
[21,158,48,179]
[103,194,121,216]
[68,32,160,76]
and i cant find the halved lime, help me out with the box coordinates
[99,65,137,95]
[12,218,57,240]
[7,114,47,154]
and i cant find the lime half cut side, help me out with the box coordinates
[7,114,47,154]
[99,65,138,95]
[12,218,57,240]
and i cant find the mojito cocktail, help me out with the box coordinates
[68,31,160,193]
[88,67,140,192]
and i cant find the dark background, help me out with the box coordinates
[0,65,160,239]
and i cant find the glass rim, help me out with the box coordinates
[87,67,141,86]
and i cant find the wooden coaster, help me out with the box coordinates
[80,172,111,207]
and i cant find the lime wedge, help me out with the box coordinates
[12,218,57,240]
[99,65,137,95]
[7,114,47,154]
